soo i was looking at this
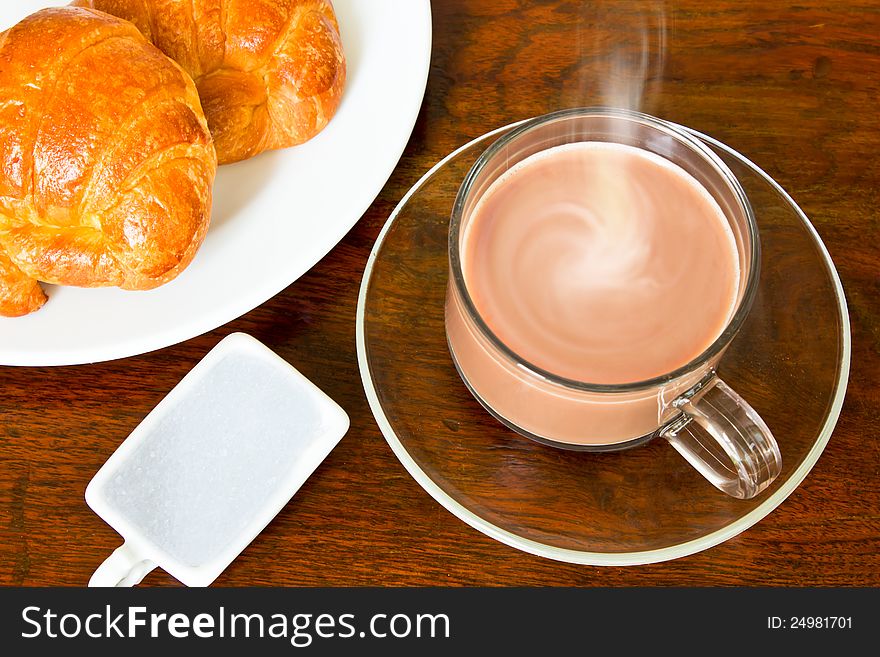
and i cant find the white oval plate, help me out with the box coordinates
[0,0,432,366]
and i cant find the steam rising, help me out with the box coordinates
[570,1,668,113]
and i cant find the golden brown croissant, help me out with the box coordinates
[0,7,216,317]
[73,0,347,165]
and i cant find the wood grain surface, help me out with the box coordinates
[1,0,878,587]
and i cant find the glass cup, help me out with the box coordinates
[444,107,782,499]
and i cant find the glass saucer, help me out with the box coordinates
[356,121,850,565]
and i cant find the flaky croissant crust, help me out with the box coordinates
[0,7,216,317]
[74,0,347,164]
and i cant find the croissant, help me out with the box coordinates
[0,7,216,317]
[73,0,347,165]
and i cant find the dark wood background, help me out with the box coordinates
[1,0,878,586]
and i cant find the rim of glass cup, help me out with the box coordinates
[355,119,851,566]
[448,107,762,393]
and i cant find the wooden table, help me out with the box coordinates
[1,0,878,587]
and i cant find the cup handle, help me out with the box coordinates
[661,373,782,499]
[89,542,157,587]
